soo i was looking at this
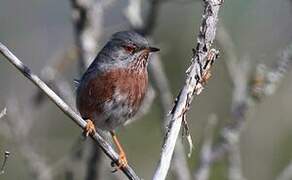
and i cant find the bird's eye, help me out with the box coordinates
[123,45,136,54]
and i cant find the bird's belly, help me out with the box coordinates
[93,89,143,130]
[76,68,148,131]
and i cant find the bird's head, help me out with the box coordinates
[97,31,159,71]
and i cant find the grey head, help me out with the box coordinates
[90,31,159,71]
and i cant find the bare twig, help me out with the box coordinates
[203,25,247,168]
[211,25,249,179]
[251,44,292,100]
[194,114,218,180]
[70,0,113,71]
[225,60,249,180]
[0,107,6,119]
[195,25,292,179]
[149,55,192,180]
[226,59,248,179]
[0,42,140,180]
[0,151,10,175]
[124,0,144,30]
[69,1,118,179]
[153,0,223,179]
[125,0,192,179]
[0,98,53,180]
[254,47,292,180]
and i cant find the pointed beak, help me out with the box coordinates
[148,47,160,52]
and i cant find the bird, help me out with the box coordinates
[76,31,159,169]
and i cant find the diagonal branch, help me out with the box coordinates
[153,0,223,179]
[0,42,140,180]
[125,0,192,179]
[70,0,109,179]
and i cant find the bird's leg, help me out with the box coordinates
[84,119,96,136]
[110,131,128,170]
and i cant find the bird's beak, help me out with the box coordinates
[148,47,160,52]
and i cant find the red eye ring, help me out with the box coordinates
[123,45,136,53]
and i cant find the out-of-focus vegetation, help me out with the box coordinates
[0,0,292,180]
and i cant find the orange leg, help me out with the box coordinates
[110,131,128,170]
[84,119,96,136]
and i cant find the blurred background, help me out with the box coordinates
[1,0,292,180]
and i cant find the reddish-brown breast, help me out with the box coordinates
[76,68,148,129]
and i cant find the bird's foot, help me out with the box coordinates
[111,151,128,172]
[83,119,96,137]
[110,131,128,172]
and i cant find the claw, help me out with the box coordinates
[84,119,96,136]
[111,152,128,173]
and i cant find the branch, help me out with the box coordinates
[195,24,248,179]
[149,55,191,180]
[194,114,218,180]
[0,151,10,175]
[194,25,292,178]
[0,107,6,119]
[216,44,292,164]
[70,1,117,179]
[125,0,192,179]
[226,58,249,180]
[251,44,292,100]
[0,42,140,180]
[153,0,223,179]
[70,0,113,71]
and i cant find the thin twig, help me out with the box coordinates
[0,42,140,180]
[203,25,247,167]
[0,108,6,119]
[194,25,292,178]
[149,55,192,180]
[251,44,292,99]
[0,151,10,175]
[226,58,249,180]
[194,114,218,180]
[70,1,117,179]
[0,98,53,180]
[209,25,249,179]
[153,0,223,179]
[125,0,192,179]
[70,0,113,71]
